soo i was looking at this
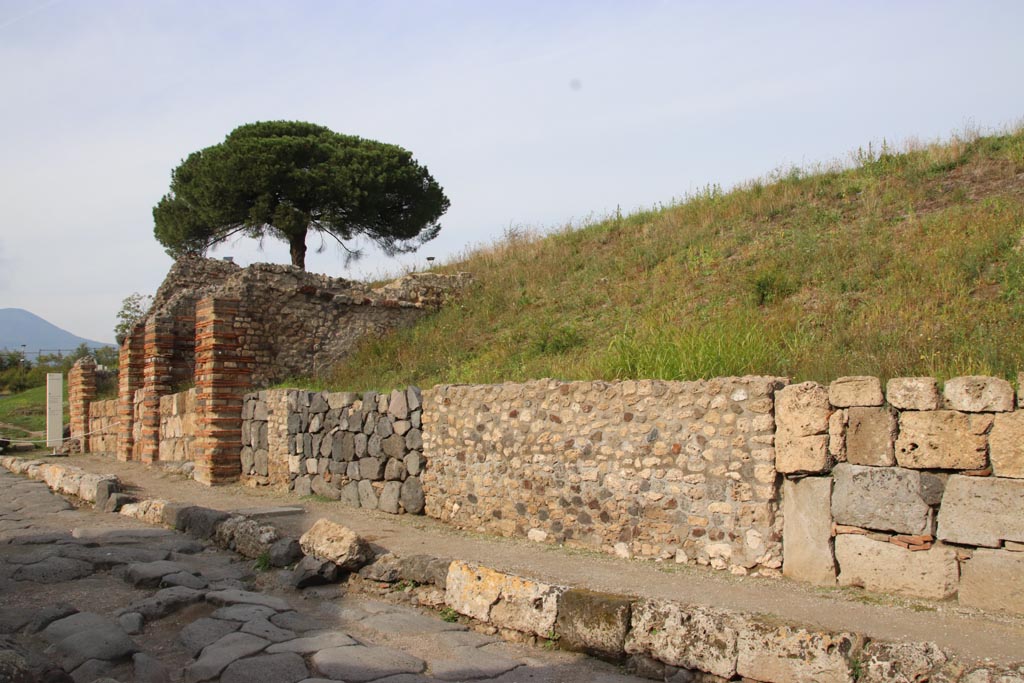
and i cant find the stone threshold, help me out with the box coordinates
[3,455,1023,683]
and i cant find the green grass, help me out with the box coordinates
[320,127,1024,390]
[0,385,69,435]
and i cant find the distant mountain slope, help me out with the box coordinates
[0,308,113,352]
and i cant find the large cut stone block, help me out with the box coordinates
[958,549,1024,614]
[886,377,941,411]
[944,376,1015,413]
[776,382,831,437]
[989,412,1024,479]
[845,407,897,466]
[776,432,830,474]
[624,600,740,679]
[782,477,836,585]
[832,464,934,535]
[555,589,632,659]
[736,620,857,683]
[895,411,990,470]
[835,534,958,600]
[444,561,564,637]
[937,475,1024,547]
[298,519,371,570]
[829,376,883,408]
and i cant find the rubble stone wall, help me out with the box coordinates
[422,377,787,574]
[240,387,426,515]
[87,399,118,454]
[778,374,1024,615]
[158,388,197,462]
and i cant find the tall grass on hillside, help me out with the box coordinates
[325,127,1024,391]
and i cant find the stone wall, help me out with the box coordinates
[240,387,426,514]
[87,399,118,454]
[422,377,786,574]
[778,375,1024,614]
[158,388,197,462]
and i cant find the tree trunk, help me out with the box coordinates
[289,232,307,270]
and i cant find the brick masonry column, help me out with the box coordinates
[67,357,96,452]
[194,297,253,485]
[116,327,144,461]
[140,315,176,464]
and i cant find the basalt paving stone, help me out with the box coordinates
[206,589,290,611]
[266,632,357,654]
[25,603,78,634]
[60,544,171,568]
[219,652,309,683]
[11,556,93,583]
[161,571,209,590]
[178,617,242,658]
[132,652,172,683]
[311,644,427,682]
[212,604,277,622]
[270,610,329,633]
[0,608,33,633]
[184,632,270,683]
[0,546,61,564]
[428,646,523,681]
[122,586,205,621]
[49,621,138,671]
[43,612,115,643]
[122,560,193,588]
[239,617,296,642]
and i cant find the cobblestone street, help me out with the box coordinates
[0,469,642,682]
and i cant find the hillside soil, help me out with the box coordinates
[54,453,1024,665]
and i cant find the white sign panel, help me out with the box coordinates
[46,373,63,449]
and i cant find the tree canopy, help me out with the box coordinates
[153,121,449,269]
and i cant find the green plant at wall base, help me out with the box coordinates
[439,607,459,623]
[254,552,271,572]
[849,655,863,681]
[542,629,561,650]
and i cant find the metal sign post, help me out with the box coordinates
[46,373,63,451]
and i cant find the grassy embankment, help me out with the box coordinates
[0,385,69,441]
[323,129,1024,392]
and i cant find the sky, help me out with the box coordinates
[0,0,1022,344]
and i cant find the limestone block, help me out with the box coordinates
[944,376,1015,413]
[624,600,740,679]
[829,376,884,408]
[736,620,857,683]
[444,561,563,637]
[896,411,990,470]
[835,535,958,600]
[937,476,1024,547]
[776,432,830,475]
[555,589,632,659]
[859,641,951,683]
[776,382,831,437]
[845,407,897,466]
[886,377,941,411]
[828,409,847,461]
[989,412,1024,478]
[782,477,836,585]
[831,464,934,535]
[959,549,1024,614]
[298,519,371,570]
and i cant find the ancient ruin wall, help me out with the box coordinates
[422,377,786,573]
[778,374,1024,615]
[158,388,198,462]
[240,387,425,514]
[87,399,118,454]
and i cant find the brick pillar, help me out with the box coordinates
[68,357,97,452]
[194,297,252,485]
[139,315,175,464]
[116,327,144,461]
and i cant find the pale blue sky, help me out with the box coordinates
[1,0,1022,342]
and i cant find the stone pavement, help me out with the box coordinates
[0,469,644,683]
